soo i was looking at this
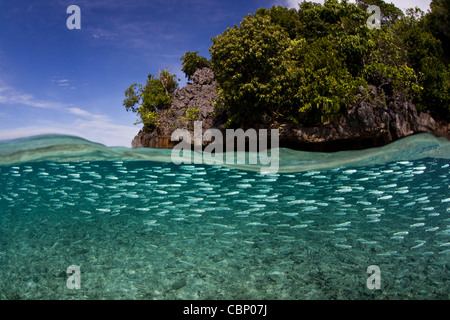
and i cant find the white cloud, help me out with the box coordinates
[63,107,139,147]
[71,118,138,147]
[91,28,118,41]
[0,79,137,147]
[0,117,138,148]
[63,107,138,146]
[0,126,82,141]
[388,0,432,12]
[68,107,97,118]
[57,79,69,86]
[52,78,76,90]
[282,0,302,8]
[0,81,66,109]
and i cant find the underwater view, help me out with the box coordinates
[0,133,449,300]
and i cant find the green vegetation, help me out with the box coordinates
[355,0,403,25]
[425,0,450,61]
[394,5,450,114]
[186,107,200,122]
[124,0,449,132]
[181,51,210,81]
[123,68,178,131]
[209,0,449,127]
[178,107,200,130]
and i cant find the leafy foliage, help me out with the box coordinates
[210,1,370,125]
[178,107,200,130]
[393,7,449,115]
[209,0,450,125]
[126,0,449,131]
[181,51,210,81]
[355,0,403,25]
[123,68,178,131]
[210,14,294,126]
[426,0,450,60]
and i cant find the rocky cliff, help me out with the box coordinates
[132,68,220,149]
[271,96,450,152]
[132,68,450,151]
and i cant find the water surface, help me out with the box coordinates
[0,134,449,299]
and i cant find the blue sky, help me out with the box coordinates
[0,0,433,147]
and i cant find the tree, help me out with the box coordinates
[158,69,179,97]
[426,0,450,62]
[210,14,295,126]
[210,1,370,126]
[289,36,364,123]
[126,0,449,131]
[123,68,178,131]
[393,8,449,118]
[256,6,301,39]
[180,51,210,81]
[356,0,403,25]
[209,0,450,125]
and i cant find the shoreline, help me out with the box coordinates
[131,69,450,153]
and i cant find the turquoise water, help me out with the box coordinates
[0,134,449,299]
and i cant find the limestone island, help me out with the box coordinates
[125,0,450,152]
